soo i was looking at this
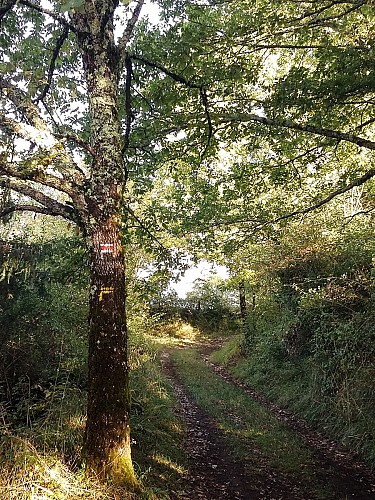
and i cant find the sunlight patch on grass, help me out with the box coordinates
[68,415,86,431]
[151,319,204,345]
[0,434,136,499]
[152,454,187,475]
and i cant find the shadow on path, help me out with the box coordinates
[161,351,307,499]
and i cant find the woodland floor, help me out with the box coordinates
[160,340,375,500]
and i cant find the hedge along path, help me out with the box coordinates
[163,344,375,500]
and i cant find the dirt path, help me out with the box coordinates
[161,351,302,499]
[161,344,375,500]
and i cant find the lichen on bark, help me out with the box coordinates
[71,2,136,485]
[1,0,142,486]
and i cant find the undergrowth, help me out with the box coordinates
[0,325,188,500]
[0,232,192,499]
[129,329,187,496]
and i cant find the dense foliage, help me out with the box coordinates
[0,222,87,427]
[212,202,375,463]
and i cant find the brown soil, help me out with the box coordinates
[160,343,375,500]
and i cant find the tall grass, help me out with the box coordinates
[0,316,191,499]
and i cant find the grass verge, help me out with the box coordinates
[0,331,188,499]
[211,335,375,467]
[129,333,187,497]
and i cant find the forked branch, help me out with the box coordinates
[0,156,79,200]
[0,177,79,223]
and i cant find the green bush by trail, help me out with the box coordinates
[0,231,186,499]
[212,214,375,465]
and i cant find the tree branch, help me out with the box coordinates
[223,112,375,151]
[344,205,375,222]
[131,55,203,89]
[0,110,86,187]
[0,112,53,147]
[118,0,145,66]
[245,43,366,51]
[0,203,61,219]
[131,55,215,155]
[0,177,79,222]
[37,26,70,103]
[0,78,49,132]
[269,168,375,225]
[0,155,78,200]
[297,2,366,28]
[249,1,368,44]
[289,0,356,23]
[206,167,375,233]
[126,205,168,252]
[19,0,77,31]
[57,132,96,158]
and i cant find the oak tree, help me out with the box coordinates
[0,0,147,484]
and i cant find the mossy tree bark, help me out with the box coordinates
[0,0,144,483]
[85,221,134,484]
[72,3,136,484]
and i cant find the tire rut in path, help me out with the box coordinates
[199,342,375,500]
[161,351,306,500]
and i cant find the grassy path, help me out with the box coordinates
[161,351,261,499]
[165,344,375,500]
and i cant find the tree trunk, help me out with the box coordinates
[239,280,250,343]
[84,220,135,484]
[71,6,136,484]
